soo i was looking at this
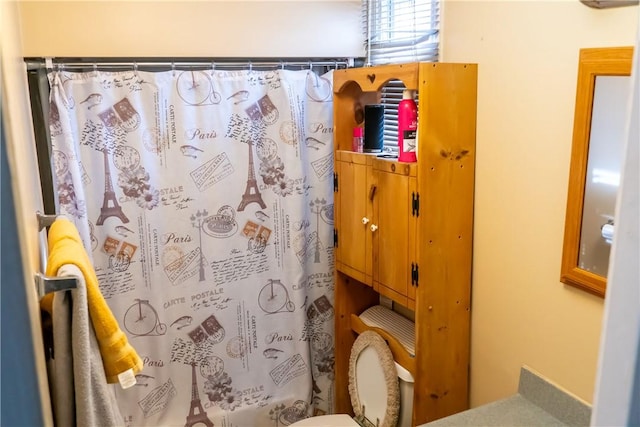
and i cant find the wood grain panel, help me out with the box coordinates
[333,274,379,414]
[373,167,411,298]
[336,154,369,281]
[414,62,477,424]
[334,63,420,93]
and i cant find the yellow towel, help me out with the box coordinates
[41,217,143,384]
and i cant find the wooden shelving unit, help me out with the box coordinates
[332,62,478,426]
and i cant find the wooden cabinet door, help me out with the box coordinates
[335,153,372,284]
[372,160,417,305]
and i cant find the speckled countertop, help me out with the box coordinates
[421,366,592,427]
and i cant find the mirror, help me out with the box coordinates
[561,46,633,297]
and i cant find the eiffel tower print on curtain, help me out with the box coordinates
[238,141,266,212]
[97,148,129,225]
[184,362,214,427]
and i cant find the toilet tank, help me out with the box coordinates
[395,362,414,427]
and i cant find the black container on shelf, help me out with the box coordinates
[363,104,384,153]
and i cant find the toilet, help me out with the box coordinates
[291,330,414,427]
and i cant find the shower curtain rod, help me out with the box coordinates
[24,57,358,71]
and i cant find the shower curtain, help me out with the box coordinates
[48,66,335,426]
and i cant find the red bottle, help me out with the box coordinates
[352,127,364,153]
[398,89,418,162]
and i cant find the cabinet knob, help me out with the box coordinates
[370,224,378,232]
[362,217,370,225]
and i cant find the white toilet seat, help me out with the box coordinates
[289,330,400,427]
[349,330,400,427]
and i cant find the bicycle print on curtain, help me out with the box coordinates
[48,66,335,426]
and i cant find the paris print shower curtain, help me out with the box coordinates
[48,67,335,426]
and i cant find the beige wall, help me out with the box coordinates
[19,0,363,58]
[441,0,638,407]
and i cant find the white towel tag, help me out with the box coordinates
[118,368,137,389]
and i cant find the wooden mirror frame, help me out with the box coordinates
[561,46,633,297]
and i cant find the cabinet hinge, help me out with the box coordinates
[412,192,420,217]
[411,263,414,286]
[334,173,338,192]
[333,229,338,247]
[411,263,419,286]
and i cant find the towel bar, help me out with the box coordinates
[37,211,60,231]
[35,272,78,298]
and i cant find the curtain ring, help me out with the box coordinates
[171,62,176,77]
[280,61,285,70]
[248,61,253,72]
[308,61,313,71]
[211,61,216,76]
[334,61,338,70]
[133,61,138,77]
[56,63,65,84]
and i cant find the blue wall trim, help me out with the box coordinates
[1,111,45,426]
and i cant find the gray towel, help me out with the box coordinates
[50,264,123,427]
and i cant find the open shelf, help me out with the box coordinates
[350,311,416,377]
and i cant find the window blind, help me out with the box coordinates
[363,0,440,66]
[362,0,439,152]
